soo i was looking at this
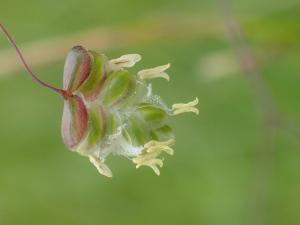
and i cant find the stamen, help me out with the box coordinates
[109,54,141,70]
[138,64,170,81]
[141,159,163,175]
[144,139,175,148]
[146,146,174,155]
[132,139,174,175]
[171,97,199,115]
[89,155,113,177]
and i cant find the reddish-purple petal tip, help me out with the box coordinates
[62,95,88,149]
[63,46,91,93]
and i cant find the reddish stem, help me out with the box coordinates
[0,23,66,97]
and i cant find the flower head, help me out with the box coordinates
[0,24,198,178]
[61,46,198,177]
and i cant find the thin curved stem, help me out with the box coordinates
[0,23,65,97]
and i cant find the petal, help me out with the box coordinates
[63,46,92,93]
[77,51,109,101]
[62,95,88,149]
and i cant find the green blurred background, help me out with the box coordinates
[0,0,300,225]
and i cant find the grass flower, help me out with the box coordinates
[0,23,198,177]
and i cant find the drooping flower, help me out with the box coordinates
[0,22,198,177]
[61,46,198,177]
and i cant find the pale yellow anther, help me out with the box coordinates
[135,158,163,168]
[132,151,161,164]
[172,97,199,115]
[173,107,199,115]
[143,159,164,176]
[172,97,198,108]
[109,54,141,70]
[146,146,174,155]
[132,139,174,175]
[89,156,113,177]
[138,63,171,81]
[149,165,160,176]
[144,139,175,148]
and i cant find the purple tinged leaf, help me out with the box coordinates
[62,95,88,149]
[63,46,91,93]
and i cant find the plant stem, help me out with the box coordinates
[0,23,66,97]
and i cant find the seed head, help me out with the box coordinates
[61,46,199,177]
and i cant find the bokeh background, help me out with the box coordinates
[1,0,300,225]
